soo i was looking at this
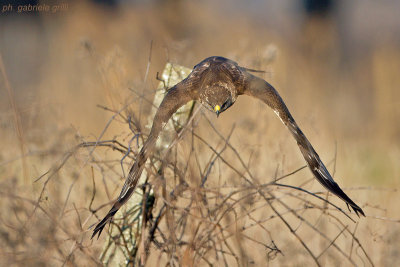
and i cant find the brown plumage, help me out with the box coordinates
[92,56,364,239]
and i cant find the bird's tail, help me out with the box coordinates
[287,119,365,217]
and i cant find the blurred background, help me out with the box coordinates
[0,0,399,266]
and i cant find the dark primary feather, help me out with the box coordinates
[287,119,364,216]
[91,82,194,239]
[243,72,364,216]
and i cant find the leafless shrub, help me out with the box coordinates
[0,63,374,267]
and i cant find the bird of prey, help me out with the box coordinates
[92,56,364,239]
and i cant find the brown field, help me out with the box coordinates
[1,1,399,266]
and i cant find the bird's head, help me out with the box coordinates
[202,85,235,117]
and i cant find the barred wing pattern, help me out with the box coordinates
[243,73,365,216]
[92,82,194,239]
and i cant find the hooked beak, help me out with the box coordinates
[214,105,221,118]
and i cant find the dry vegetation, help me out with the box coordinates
[1,1,400,266]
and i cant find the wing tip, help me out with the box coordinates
[91,206,119,240]
[91,224,105,240]
[347,202,365,217]
[91,215,110,240]
[353,205,366,217]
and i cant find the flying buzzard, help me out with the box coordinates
[92,56,364,239]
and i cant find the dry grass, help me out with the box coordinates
[1,1,399,266]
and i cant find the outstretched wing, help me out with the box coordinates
[242,72,365,217]
[92,81,195,239]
